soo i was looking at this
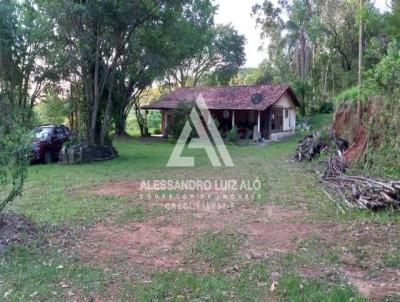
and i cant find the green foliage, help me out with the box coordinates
[231,65,276,85]
[200,24,246,86]
[0,0,57,123]
[226,126,239,144]
[167,101,194,139]
[166,16,246,87]
[252,0,388,114]
[292,80,312,115]
[147,110,161,131]
[319,101,334,114]
[385,1,400,40]
[35,90,69,125]
[309,114,333,131]
[335,87,359,103]
[0,94,30,213]
[352,41,400,178]
[365,40,400,96]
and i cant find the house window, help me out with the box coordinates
[271,109,283,131]
[285,109,289,118]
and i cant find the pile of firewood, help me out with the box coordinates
[318,152,399,210]
[294,134,400,210]
[323,155,347,177]
[294,135,328,161]
[320,175,400,210]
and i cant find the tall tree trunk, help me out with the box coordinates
[89,28,101,144]
[100,72,115,146]
[357,0,363,126]
[115,115,127,136]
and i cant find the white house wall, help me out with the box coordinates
[270,93,297,140]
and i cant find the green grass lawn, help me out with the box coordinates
[1,123,400,301]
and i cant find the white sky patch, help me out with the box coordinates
[214,0,391,68]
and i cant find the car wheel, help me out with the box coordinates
[43,151,52,164]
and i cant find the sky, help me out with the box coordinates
[214,0,391,68]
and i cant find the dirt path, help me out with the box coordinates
[75,180,400,301]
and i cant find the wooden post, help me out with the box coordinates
[257,111,261,133]
[144,110,148,136]
[208,110,211,125]
[232,111,235,128]
[162,110,168,138]
[161,110,165,133]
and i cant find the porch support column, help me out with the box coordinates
[164,110,168,129]
[257,111,261,133]
[162,110,168,138]
[144,109,149,136]
[208,110,211,125]
[232,110,235,128]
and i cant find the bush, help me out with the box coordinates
[319,101,334,114]
[167,101,194,139]
[352,96,400,178]
[148,110,161,130]
[334,86,358,103]
[125,115,140,136]
[226,127,239,144]
[0,95,30,213]
[34,90,69,125]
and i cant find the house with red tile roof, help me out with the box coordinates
[142,84,299,140]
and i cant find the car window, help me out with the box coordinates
[33,127,53,140]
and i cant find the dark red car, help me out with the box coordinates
[31,124,71,164]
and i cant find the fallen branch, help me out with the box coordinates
[319,171,400,210]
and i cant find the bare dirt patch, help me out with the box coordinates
[75,181,144,197]
[80,220,185,269]
[246,222,337,255]
[294,221,400,302]
[336,223,400,301]
[0,213,38,253]
[79,202,309,270]
[343,266,400,301]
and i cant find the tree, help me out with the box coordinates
[0,93,29,214]
[166,24,246,87]
[42,0,187,145]
[385,0,400,40]
[357,0,364,126]
[0,0,56,124]
[252,0,386,114]
[111,3,211,136]
[200,25,247,86]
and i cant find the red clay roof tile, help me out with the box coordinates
[143,84,299,111]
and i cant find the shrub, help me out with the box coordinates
[147,110,161,130]
[319,101,334,114]
[34,90,69,125]
[334,87,358,103]
[0,95,30,214]
[226,127,239,143]
[167,101,194,139]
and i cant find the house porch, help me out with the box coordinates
[157,106,296,140]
